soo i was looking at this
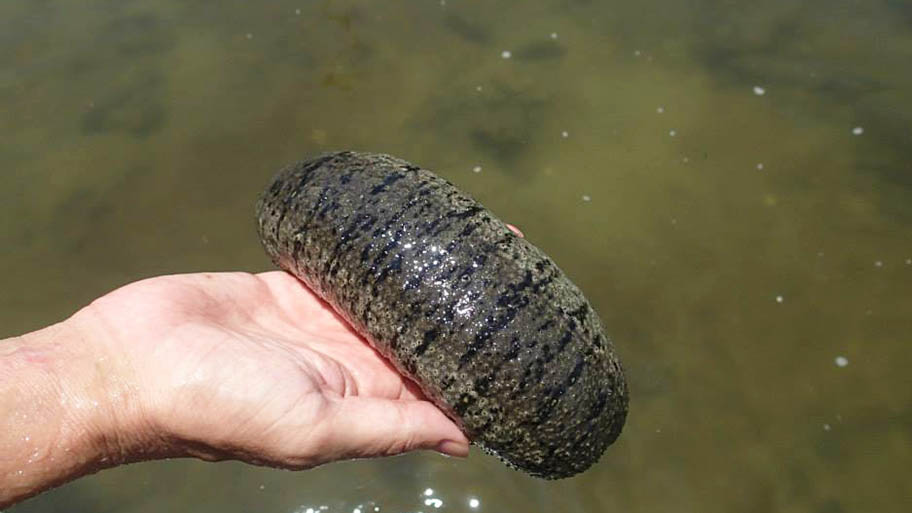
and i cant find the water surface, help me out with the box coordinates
[2,0,910,511]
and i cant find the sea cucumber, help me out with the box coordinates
[256,151,628,478]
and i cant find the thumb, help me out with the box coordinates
[317,397,470,461]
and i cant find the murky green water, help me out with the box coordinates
[2,0,911,511]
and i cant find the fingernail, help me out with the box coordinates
[436,440,469,458]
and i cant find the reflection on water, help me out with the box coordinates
[2,0,910,512]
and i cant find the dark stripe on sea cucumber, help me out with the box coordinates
[414,328,440,357]
[369,171,406,195]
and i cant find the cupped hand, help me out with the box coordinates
[77,271,469,469]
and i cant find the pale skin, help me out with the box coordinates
[0,271,470,507]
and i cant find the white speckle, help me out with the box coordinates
[668,129,677,137]
[424,488,434,497]
[852,126,864,136]
[656,106,665,114]
[634,49,641,57]
[775,295,784,303]
[753,86,766,96]
[874,260,883,268]
[501,50,512,59]
[550,32,558,39]
[245,33,253,40]
[424,498,443,508]
[561,130,569,138]
[375,508,380,512]
[403,243,413,249]
[823,423,831,431]
[258,484,265,491]
[682,156,690,163]
[835,356,849,367]
[469,498,480,508]
[581,195,591,202]
[472,165,482,173]
[671,218,678,225]
[905,258,911,265]
[295,8,301,15]
[354,508,362,513]
[305,509,315,513]
[440,0,446,6]
[756,163,764,170]
[475,85,483,92]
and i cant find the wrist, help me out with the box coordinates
[63,306,163,464]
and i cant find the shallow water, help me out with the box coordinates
[2,0,911,511]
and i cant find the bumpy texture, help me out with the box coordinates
[256,151,628,478]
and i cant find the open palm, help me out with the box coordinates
[83,271,468,469]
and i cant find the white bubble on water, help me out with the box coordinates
[775,295,784,303]
[756,163,764,170]
[835,356,849,367]
[469,498,481,509]
[753,86,766,96]
[472,165,482,173]
[656,106,665,114]
[669,129,677,137]
[581,195,591,202]
[550,32,558,39]
[501,50,512,59]
[852,126,864,135]
[634,49,642,57]
[561,130,569,138]
[823,423,831,431]
[295,8,301,15]
[906,258,911,265]
[874,260,883,268]
[245,33,253,40]
[424,488,434,497]
[424,498,443,508]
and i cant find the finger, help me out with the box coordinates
[317,397,470,461]
[506,223,524,238]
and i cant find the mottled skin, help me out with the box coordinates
[256,151,628,478]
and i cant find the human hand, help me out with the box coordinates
[78,271,469,469]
